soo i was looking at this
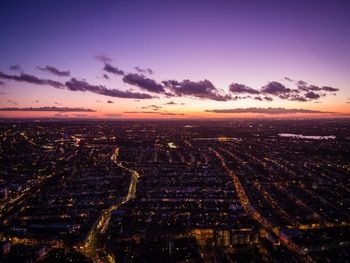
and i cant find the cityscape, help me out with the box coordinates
[1,0,350,262]
[0,120,349,262]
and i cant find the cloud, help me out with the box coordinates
[297,80,308,86]
[95,54,112,63]
[107,100,114,103]
[37,65,70,77]
[264,96,273,101]
[297,80,339,93]
[163,79,231,101]
[231,95,254,100]
[0,81,4,86]
[135,66,153,75]
[205,107,334,114]
[261,81,291,95]
[123,73,164,93]
[165,101,177,105]
[260,80,330,102]
[304,91,321,100]
[103,64,125,76]
[124,111,184,115]
[284,94,308,102]
[0,106,96,112]
[0,71,64,89]
[2,63,339,104]
[65,78,154,99]
[297,83,321,92]
[9,65,22,72]
[229,83,260,94]
[160,112,184,116]
[322,86,339,92]
[225,79,338,102]
[140,104,162,111]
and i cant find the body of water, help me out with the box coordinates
[278,133,336,140]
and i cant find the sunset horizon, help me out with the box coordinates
[1,0,349,119]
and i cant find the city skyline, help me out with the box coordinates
[1,0,350,119]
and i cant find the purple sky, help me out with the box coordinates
[0,0,349,118]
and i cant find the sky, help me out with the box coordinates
[0,0,350,119]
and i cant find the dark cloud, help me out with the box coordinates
[297,80,308,86]
[123,73,164,93]
[160,112,184,116]
[2,64,339,104]
[205,107,334,114]
[0,71,64,89]
[304,91,321,100]
[37,65,70,77]
[123,111,184,115]
[231,95,251,101]
[0,81,4,86]
[103,64,125,76]
[0,106,96,112]
[163,79,231,101]
[135,66,153,75]
[65,78,154,99]
[229,83,260,94]
[297,81,339,93]
[322,86,339,92]
[281,80,339,101]
[307,85,322,91]
[261,81,291,95]
[225,79,338,103]
[286,94,308,102]
[95,54,112,63]
[298,84,322,92]
[165,101,177,105]
[140,104,162,111]
[9,65,22,72]
[107,100,114,103]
